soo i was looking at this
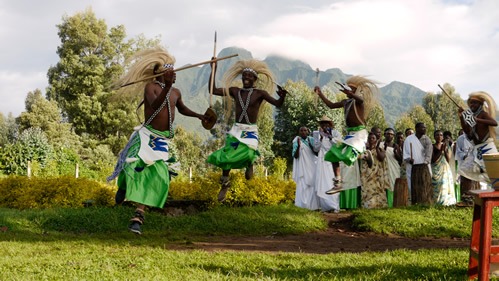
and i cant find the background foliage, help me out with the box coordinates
[1,8,496,193]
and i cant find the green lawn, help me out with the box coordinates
[0,204,496,280]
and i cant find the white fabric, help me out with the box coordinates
[448,143,457,181]
[315,132,340,212]
[135,126,170,165]
[458,138,498,183]
[381,143,399,192]
[403,134,425,165]
[403,134,432,176]
[228,123,259,150]
[455,134,473,165]
[405,163,412,198]
[292,136,320,210]
[403,134,433,196]
[340,160,362,191]
[340,128,368,154]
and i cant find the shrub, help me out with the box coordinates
[169,171,296,207]
[0,128,53,175]
[0,176,115,209]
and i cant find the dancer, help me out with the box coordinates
[313,116,342,212]
[458,91,498,185]
[108,46,208,234]
[314,76,379,194]
[207,59,287,201]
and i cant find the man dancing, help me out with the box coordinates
[458,91,498,185]
[108,46,208,234]
[207,59,287,202]
[314,76,379,194]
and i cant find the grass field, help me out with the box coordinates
[0,204,497,280]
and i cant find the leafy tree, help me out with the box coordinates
[394,114,415,135]
[366,104,388,131]
[46,8,158,141]
[0,127,53,175]
[407,105,435,141]
[256,102,275,166]
[422,83,464,136]
[170,126,206,176]
[0,112,18,147]
[18,89,82,150]
[273,80,343,166]
[0,113,14,147]
[19,89,61,131]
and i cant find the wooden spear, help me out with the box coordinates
[120,54,238,88]
[437,84,463,110]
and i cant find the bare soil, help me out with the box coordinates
[168,212,469,253]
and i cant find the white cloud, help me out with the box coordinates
[1,0,498,117]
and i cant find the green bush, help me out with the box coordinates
[0,176,115,209]
[169,171,296,207]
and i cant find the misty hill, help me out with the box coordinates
[173,47,427,137]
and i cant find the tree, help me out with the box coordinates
[0,127,53,175]
[46,8,158,141]
[394,114,415,134]
[256,102,276,166]
[407,105,435,140]
[273,80,343,166]
[422,83,464,136]
[0,113,17,147]
[366,104,388,131]
[18,89,82,150]
[170,126,206,176]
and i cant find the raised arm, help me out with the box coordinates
[314,86,344,109]
[261,86,287,107]
[208,59,225,97]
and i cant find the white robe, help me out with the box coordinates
[292,136,319,210]
[381,143,399,192]
[314,133,340,212]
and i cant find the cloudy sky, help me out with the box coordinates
[1,0,498,116]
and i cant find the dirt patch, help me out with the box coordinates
[168,212,469,253]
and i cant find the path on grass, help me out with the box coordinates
[168,213,469,253]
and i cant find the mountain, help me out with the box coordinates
[173,47,427,138]
[380,81,427,125]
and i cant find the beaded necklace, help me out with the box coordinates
[143,81,173,137]
[237,88,254,123]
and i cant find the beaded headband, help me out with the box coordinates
[242,67,258,77]
[154,63,174,74]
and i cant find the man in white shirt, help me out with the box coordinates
[403,122,433,205]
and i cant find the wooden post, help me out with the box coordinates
[265,168,268,179]
[393,178,408,207]
[27,161,31,178]
[189,167,192,183]
[75,163,79,178]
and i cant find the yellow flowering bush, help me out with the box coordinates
[0,176,115,209]
[169,171,296,207]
